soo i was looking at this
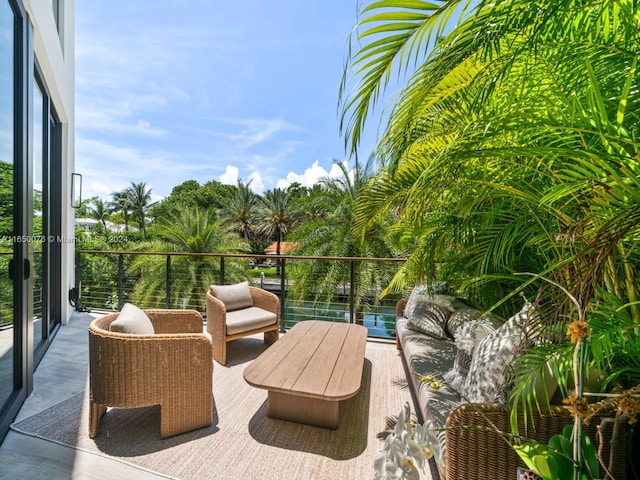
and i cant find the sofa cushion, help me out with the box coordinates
[407,301,450,339]
[443,305,482,338]
[397,317,460,478]
[109,303,155,335]
[462,302,531,403]
[210,281,253,312]
[405,285,458,317]
[443,319,497,391]
[226,306,277,335]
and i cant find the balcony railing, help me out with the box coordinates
[75,250,406,339]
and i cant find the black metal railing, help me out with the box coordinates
[75,250,406,339]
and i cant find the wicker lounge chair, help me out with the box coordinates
[88,308,213,439]
[206,282,279,365]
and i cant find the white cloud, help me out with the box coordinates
[219,165,239,185]
[248,172,265,193]
[276,160,349,189]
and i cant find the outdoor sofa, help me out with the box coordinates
[395,287,628,480]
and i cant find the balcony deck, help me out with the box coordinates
[0,311,426,480]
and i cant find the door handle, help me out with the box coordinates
[7,258,30,280]
[23,258,30,279]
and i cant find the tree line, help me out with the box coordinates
[75,158,398,315]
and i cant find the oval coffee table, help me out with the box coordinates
[243,320,367,429]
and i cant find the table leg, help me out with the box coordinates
[267,391,339,429]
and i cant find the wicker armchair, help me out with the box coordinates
[206,285,279,365]
[88,309,213,439]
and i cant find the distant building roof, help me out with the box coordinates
[264,241,296,254]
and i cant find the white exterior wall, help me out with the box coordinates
[23,0,75,323]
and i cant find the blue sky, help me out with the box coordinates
[75,1,380,202]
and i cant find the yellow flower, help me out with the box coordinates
[617,394,640,425]
[563,393,594,422]
[419,374,434,383]
[567,320,590,343]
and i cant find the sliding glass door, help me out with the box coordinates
[32,70,62,364]
[0,0,17,419]
[0,0,38,442]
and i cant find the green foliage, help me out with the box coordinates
[150,179,235,221]
[127,207,251,310]
[514,425,600,480]
[341,0,640,464]
[252,267,278,277]
[288,158,398,310]
[218,179,259,244]
[0,161,13,237]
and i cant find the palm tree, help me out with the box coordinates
[88,199,109,230]
[127,182,152,239]
[255,188,296,273]
[288,158,397,322]
[341,0,640,459]
[110,190,132,232]
[220,179,258,242]
[128,207,250,309]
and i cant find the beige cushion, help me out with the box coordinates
[210,281,253,312]
[109,303,155,334]
[225,307,277,335]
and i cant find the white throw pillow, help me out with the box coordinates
[109,303,155,334]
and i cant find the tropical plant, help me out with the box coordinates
[88,198,110,231]
[220,179,259,242]
[341,0,640,477]
[255,188,296,273]
[0,161,13,237]
[127,181,152,239]
[110,190,132,232]
[517,424,600,480]
[288,158,398,316]
[128,207,250,310]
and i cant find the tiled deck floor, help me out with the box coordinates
[0,311,164,479]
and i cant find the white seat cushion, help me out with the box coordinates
[225,306,277,335]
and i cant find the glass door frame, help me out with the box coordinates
[0,0,34,441]
[32,61,62,367]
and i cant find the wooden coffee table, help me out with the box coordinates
[243,320,367,429]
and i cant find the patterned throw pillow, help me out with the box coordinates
[462,302,532,403]
[404,285,457,318]
[406,301,451,339]
[443,306,482,338]
[443,320,496,391]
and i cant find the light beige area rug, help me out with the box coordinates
[12,338,412,480]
